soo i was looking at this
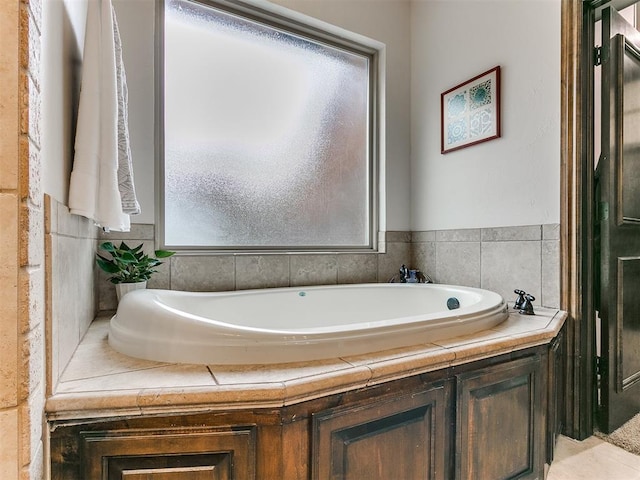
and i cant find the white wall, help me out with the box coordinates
[410,0,561,231]
[42,0,87,204]
[112,0,156,224]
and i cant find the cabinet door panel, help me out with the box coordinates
[120,465,220,480]
[456,356,545,480]
[547,328,565,463]
[81,426,255,480]
[107,454,229,480]
[312,383,451,480]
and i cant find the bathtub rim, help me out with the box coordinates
[108,283,510,365]
[114,283,505,335]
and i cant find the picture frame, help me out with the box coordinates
[441,66,501,154]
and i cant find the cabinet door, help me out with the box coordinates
[312,382,451,480]
[81,426,256,480]
[547,329,565,463]
[456,355,546,480]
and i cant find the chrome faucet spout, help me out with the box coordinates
[389,264,433,283]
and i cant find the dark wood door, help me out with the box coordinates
[456,355,545,480]
[312,382,452,480]
[598,5,640,433]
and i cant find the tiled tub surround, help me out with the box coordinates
[97,226,411,311]
[45,196,99,392]
[96,223,559,312]
[412,224,560,308]
[47,307,565,420]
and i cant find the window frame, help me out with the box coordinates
[156,0,385,253]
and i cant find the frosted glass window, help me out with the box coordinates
[162,0,376,250]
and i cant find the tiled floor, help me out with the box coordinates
[547,435,640,479]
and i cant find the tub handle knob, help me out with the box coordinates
[519,294,536,315]
[513,289,527,309]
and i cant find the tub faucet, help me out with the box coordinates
[519,294,536,315]
[392,264,433,284]
[514,289,526,310]
[399,264,410,282]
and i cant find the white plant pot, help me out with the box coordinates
[115,281,147,301]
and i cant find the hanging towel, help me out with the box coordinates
[113,8,140,215]
[69,0,139,231]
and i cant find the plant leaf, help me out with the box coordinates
[96,257,120,273]
[99,242,115,252]
[119,251,138,263]
[155,250,175,258]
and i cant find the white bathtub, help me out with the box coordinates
[108,283,509,365]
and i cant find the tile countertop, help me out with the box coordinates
[45,307,567,422]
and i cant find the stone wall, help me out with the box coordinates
[0,0,46,478]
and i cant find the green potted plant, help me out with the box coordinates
[96,241,175,300]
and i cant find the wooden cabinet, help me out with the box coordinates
[312,382,452,480]
[547,328,566,463]
[80,426,256,480]
[456,355,545,480]
[50,344,560,480]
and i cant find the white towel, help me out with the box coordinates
[113,8,140,215]
[69,0,138,231]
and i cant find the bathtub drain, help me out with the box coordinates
[447,297,460,310]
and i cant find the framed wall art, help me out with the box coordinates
[441,66,501,154]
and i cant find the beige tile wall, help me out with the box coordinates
[96,226,412,311]
[412,224,561,308]
[96,224,561,311]
[45,196,98,394]
[0,0,46,478]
